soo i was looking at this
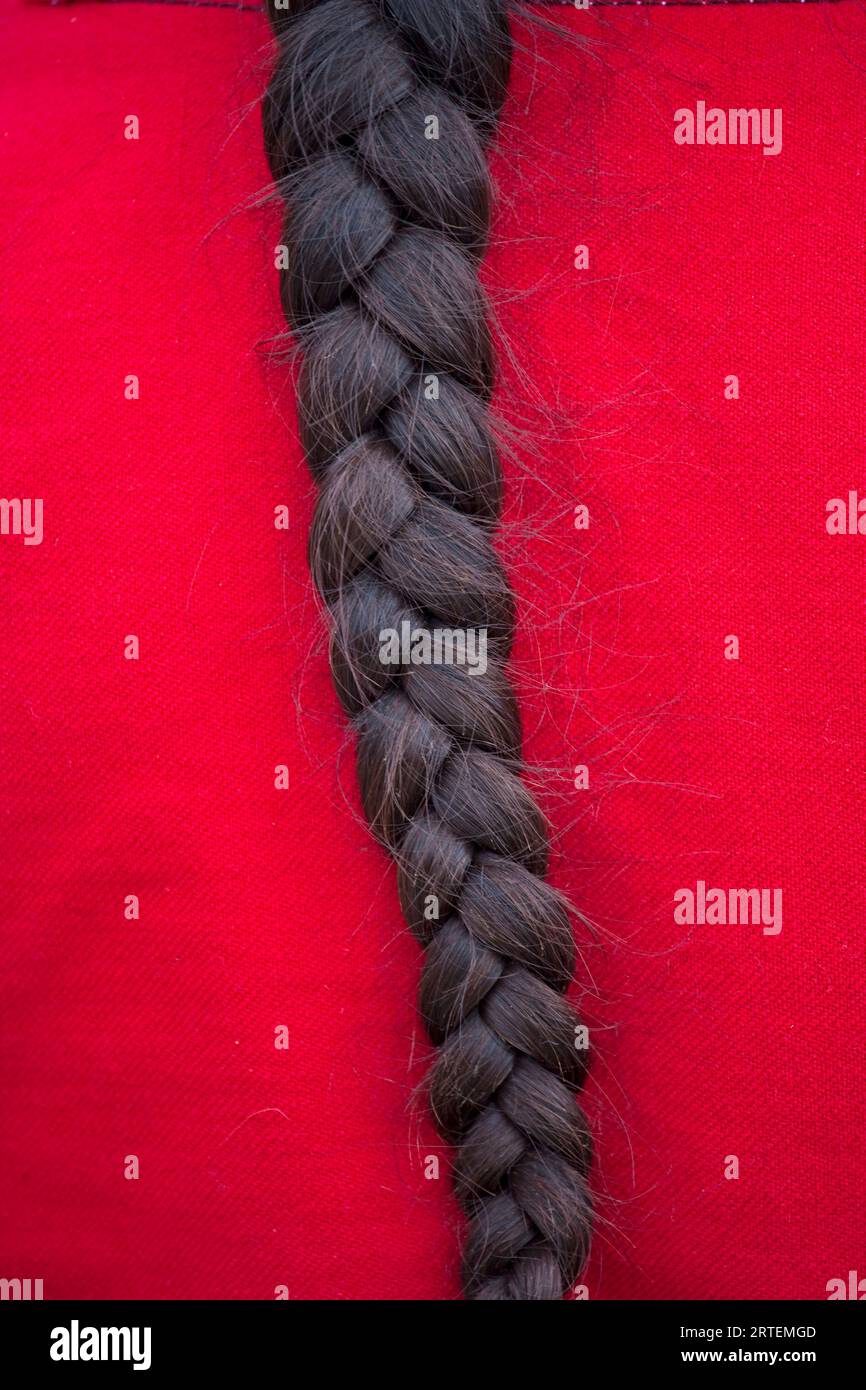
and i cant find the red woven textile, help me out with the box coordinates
[1,1,864,1299]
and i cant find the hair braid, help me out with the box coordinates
[263,0,593,1300]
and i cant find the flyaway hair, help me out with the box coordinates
[262,0,593,1300]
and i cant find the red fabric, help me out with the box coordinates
[2,0,864,1301]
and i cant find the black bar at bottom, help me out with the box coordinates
[0,1297,858,1374]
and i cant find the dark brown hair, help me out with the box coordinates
[263,0,593,1299]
